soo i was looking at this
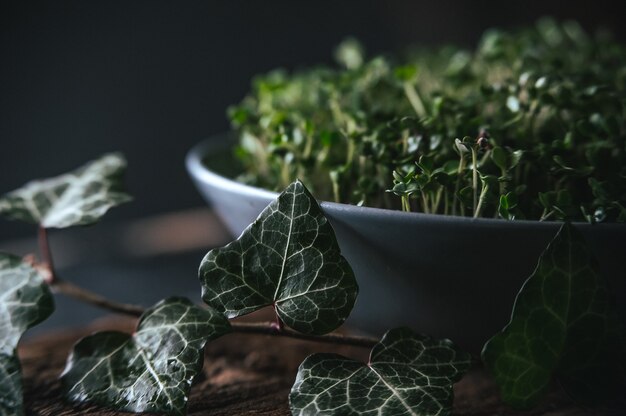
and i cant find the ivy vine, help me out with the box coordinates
[0,155,623,415]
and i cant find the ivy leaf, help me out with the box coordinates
[482,223,626,408]
[0,252,55,416]
[0,354,22,416]
[0,153,131,228]
[199,180,358,335]
[290,327,471,415]
[61,297,230,415]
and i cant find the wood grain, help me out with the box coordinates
[18,316,619,415]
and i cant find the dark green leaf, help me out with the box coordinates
[394,65,418,82]
[0,253,55,416]
[61,297,230,415]
[491,146,508,171]
[0,154,131,228]
[199,180,358,335]
[499,194,509,210]
[290,327,471,415]
[0,354,22,416]
[482,223,625,408]
[509,150,523,169]
[498,191,519,220]
[538,191,555,210]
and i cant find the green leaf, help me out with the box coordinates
[482,223,625,408]
[0,354,22,416]
[0,153,131,228]
[199,180,358,335]
[290,327,471,415]
[0,252,55,416]
[334,38,364,70]
[394,65,418,82]
[491,146,508,171]
[509,150,523,169]
[61,297,230,415]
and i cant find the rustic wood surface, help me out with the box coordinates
[19,315,620,416]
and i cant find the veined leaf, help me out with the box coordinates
[199,180,358,335]
[290,327,471,415]
[0,153,131,228]
[482,223,625,408]
[61,297,230,415]
[0,253,55,416]
[0,355,21,416]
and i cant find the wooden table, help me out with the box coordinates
[19,315,615,416]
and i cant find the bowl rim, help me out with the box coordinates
[186,135,623,230]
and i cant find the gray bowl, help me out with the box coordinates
[187,135,626,352]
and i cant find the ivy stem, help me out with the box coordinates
[272,303,284,331]
[38,226,144,315]
[36,228,378,348]
[231,322,378,348]
[38,226,56,283]
[40,262,378,348]
[52,279,144,316]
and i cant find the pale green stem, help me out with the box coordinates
[346,138,355,167]
[499,168,507,195]
[471,148,478,215]
[452,153,466,216]
[474,183,490,218]
[303,133,313,160]
[421,193,430,214]
[401,195,411,212]
[403,82,427,119]
[332,177,340,203]
[281,162,290,188]
[432,186,444,214]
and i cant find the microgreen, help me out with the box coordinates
[228,19,626,222]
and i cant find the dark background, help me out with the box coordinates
[2,0,625,240]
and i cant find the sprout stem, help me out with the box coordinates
[453,152,466,216]
[471,148,478,215]
[474,182,490,219]
[401,195,411,212]
[403,82,427,118]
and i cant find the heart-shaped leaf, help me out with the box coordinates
[199,180,358,335]
[0,253,55,416]
[61,297,230,415]
[0,153,131,228]
[290,327,471,415]
[482,223,626,408]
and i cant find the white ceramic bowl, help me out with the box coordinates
[187,135,626,352]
